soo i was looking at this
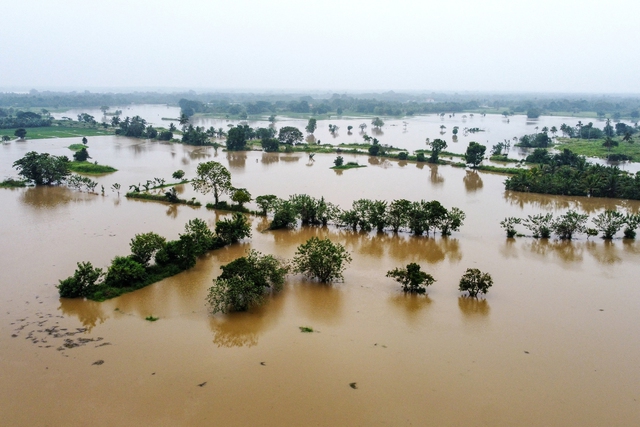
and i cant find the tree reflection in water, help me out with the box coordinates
[226,152,247,169]
[58,298,108,332]
[458,296,490,320]
[388,293,432,325]
[292,282,344,325]
[463,170,483,193]
[428,164,444,186]
[208,292,285,348]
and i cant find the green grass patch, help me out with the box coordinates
[3,125,113,140]
[331,163,367,170]
[299,326,314,333]
[68,144,87,151]
[68,161,117,174]
[126,191,202,206]
[489,155,520,163]
[0,178,28,188]
[555,137,640,160]
[145,315,159,322]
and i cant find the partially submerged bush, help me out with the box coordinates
[386,263,435,294]
[292,237,352,283]
[57,262,103,298]
[459,268,493,298]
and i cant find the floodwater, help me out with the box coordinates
[1,134,640,426]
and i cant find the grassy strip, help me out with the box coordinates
[555,137,640,160]
[446,161,522,174]
[90,263,184,301]
[68,161,117,174]
[205,201,263,216]
[0,179,28,188]
[68,144,87,151]
[489,155,521,163]
[1,125,113,140]
[331,164,367,170]
[126,192,202,206]
[149,180,190,190]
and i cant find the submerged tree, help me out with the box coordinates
[192,161,232,205]
[592,210,625,239]
[292,237,352,283]
[386,263,435,294]
[458,268,493,298]
[552,210,588,240]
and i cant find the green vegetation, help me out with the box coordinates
[4,126,111,139]
[386,263,435,294]
[58,216,252,301]
[13,151,70,185]
[299,327,314,333]
[331,161,366,170]
[556,137,640,160]
[458,269,493,298]
[145,316,159,322]
[68,144,87,151]
[126,191,201,206]
[192,161,232,205]
[292,237,352,283]
[68,161,117,174]
[206,250,289,313]
[0,178,27,188]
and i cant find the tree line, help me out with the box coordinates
[0,109,53,129]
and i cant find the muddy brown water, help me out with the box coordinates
[1,135,640,426]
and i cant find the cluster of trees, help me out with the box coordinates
[500,209,640,240]
[114,115,165,140]
[0,110,52,129]
[256,194,465,237]
[58,215,251,300]
[559,120,638,140]
[207,237,352,313]
[505,149,640,199]
[517,132,552,148]
[387,263,492,298]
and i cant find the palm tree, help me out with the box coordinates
[179,114,189,127]
[623,132,633,143]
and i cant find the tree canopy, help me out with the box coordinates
[191,161,232,204]
[13,151,70,185]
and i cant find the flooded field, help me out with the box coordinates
[1,134,640,426]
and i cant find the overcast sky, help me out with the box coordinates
[2,0,639,94]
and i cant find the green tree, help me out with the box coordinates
[386,199,411,233]
[269,200,298,229]
[292,237,352,283]
[215,213,251,245]
[500,217,521,238]
[592,210,625,239]
[172,170,185,180]
[623,214,640,239]
[13,151,70,185]
[255,194,279,215]
[334,156,344,167]
[104,256,147,288]
[552,210,588,240]
[278,126,304,145]
[261,138,280,152]
[428,138,448,163]
[1,135,10,142]
[73,147,90,161]
[206,250,289,313]
[371,117,384,129]
[81,136,88,145]
[130,232,167,266]
[183,218,216,255]
[459,268,493,298]
[305,118,317,134]
[14,128,27,139]
[523,213,553,238]
[386,263,435,294]
[226,126,248,151]
[192,161,232,205]
[464,142,486,167]
[57,262,103,298]
[231,188,252,207]
[438,207,466,236]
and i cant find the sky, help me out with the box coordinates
[2,0,639,94]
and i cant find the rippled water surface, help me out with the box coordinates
[1,133,640,426]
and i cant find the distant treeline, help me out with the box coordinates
[0,109,52,129]
[2,90,640,118]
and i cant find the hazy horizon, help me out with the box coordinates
[2,0,639,94]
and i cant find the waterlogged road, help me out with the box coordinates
[1,135,639,426]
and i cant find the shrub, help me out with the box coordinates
[292,237,352,283]
[172,169,185,180]
[57,262,103,298]
[552,210,588,240]
[386,263,435,294]
[523,213,553,238]
[104,256,147,288]
[592,210,625,239]
[334,156,344,167]
[270,200,298,229]
[397,152,408,160]
[130,232,166,266]
[215,213,251,245]
[500,217,521,238]
[459,268,493,298]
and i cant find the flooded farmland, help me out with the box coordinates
[1,130,640,426]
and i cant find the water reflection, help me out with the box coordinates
[292,283,344,324]
[227,152,247,169]
[386,235,462,264]
[428,164,444,186]
[208,292,285,347]
[504,191,633,214]
[58,298,108,332]
[458,296,490,320]
[463,170,483,193]
[585,240,622,264]
[388,293,432,324]
[189,149,211,160]
[261,153,280,164]
[280,155,301,163]
[523,239,584,263]
[20,186,96,209]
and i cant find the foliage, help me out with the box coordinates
[215,213,252,245]
[172,169,185,180]
[269,200,298,229]
[458,268,493,298]
[181,124,210,146]
[231,187,252,207]
[15,128,27,138]
[192,161,232,204]
[13,151,70,185]
[386,263,435,294]
[226,126,248,150]
[305,118,317,134]
[500,217,522,238]
[73,147,90,161]
[552,210,588,240]
[292,237,352,283]
[438,207,466,236]
[278,126,304,145]
[0,178,27,188]
[428,138,448,163]
[464,142,486,167]
[334,156,344,167]
[592,210,625,239]
[397,152,408,160]
[371,117,384,128]
[206,250,289,313]
[104,256,147,288]
[261,137,280,152]
[130,232,167,266]
[623,214,640,239]
[518,132,552,148]
[522,213,553,238]
[57,262,103,298]
[386,199,411,233]
[255,194,279,215]
[66,174,98,192]
[184,218,217,255]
